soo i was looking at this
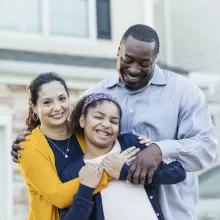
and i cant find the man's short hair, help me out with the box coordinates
[122,24,160,54]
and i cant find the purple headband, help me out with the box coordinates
[81,93,122,115]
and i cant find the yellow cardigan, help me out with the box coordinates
[18,126,109,220]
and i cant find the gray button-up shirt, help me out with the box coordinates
[85,65,217,220]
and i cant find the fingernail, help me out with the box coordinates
[18,154,21,158]
[20,146,24,150]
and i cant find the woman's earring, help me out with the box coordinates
[32,113,38,121]
[70,105,73,113]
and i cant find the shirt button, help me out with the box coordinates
[130,109,133,113]
[150,196,153,199]
[156,213,159,216]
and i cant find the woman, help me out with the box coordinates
[59,93,186,220]
[17,72,144,220]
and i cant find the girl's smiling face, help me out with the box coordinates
[80,100,120,149]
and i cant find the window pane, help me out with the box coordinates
[0,0,41,33]
[199,166,220,199]
[50,0,89,37]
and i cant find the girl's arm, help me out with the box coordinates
[59,184,94,220]
[59,162,103,220]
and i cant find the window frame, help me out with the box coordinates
[0,0,97,41]
[0,108,13,220]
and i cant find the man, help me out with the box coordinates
[12,24,217,219]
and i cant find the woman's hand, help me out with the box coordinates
[79,163,103,188]
[101,146,140,179]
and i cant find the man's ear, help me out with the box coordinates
[154,54,158,64]
[117,41,122,56]
[79,115,85,128]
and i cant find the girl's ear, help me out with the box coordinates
[79,115,85,128]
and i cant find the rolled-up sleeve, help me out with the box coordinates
[156,84,218,172]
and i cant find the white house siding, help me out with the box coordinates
[156,0,220,73]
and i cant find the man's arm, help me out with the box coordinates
[127,84,217,184]
[155,84,217,172]
[120,160,186,185]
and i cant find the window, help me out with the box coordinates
[0,0,41,33]
[96,0,111,39]
[199,166,220,199]
[0,0,111,40]
[50,0,89,37]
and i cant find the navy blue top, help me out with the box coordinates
[53,133,186,220]
[45,134,84,177]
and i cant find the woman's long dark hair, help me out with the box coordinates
[26,72,69,131]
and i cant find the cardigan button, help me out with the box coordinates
[150,196,153,199]
[156,213,159,216]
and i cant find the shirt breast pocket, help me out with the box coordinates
[133,102,179,140]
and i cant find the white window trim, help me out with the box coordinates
[88,0,97,40]
[162,0,173,66]
[0,0,97,42]
[0,108,13,220]
[144,0,154,28]
[41,0,50,36]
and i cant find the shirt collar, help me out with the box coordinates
[105,75,121,88]
[105,65,167,89]
[149,65,167,86]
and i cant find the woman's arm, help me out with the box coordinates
[18,142,108,209]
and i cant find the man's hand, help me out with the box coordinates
[127,143,162,185]
[11,130,31,163]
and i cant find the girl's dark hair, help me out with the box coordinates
[26,72,69,131]
[70,94,122,134]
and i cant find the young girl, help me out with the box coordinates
[59,93,186,220]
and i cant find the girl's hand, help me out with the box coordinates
[138,136,151,146]
[79,163,103,188]
[101,146,140,179]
